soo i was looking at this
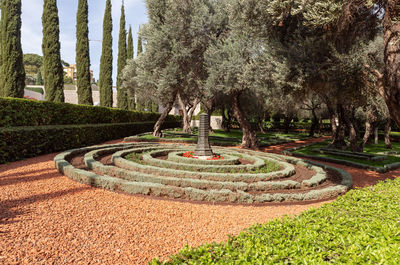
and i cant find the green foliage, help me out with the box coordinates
[127,25,134,60]
[23,53,43,76]
[76,0,93,105]
[0,97,181,127]
[0,121,179,164]
[152,177,400,264]
[137,30,143,56]
[0,0,26,98]
[42,0,64,102]
[99,0,113,107]
[35,71,43,85]
[117,4,128,109]
[25,87,44,95]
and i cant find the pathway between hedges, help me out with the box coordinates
[0,137,397,264]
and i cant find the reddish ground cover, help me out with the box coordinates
[0,137,398,264]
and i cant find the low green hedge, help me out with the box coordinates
[0,97,180,127]
[0,121,180,164]
[151,177,400,264]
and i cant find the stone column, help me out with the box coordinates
[194,113,213,157]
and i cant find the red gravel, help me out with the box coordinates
[0,137,397,264]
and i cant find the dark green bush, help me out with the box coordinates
[0,97,180,127]
[152,177,400,264]
[0,121,180,164]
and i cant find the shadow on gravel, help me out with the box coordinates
[0,187,91,226]
[0,168,55,179]
[0,172,61,187]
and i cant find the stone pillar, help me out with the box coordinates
[194,113,213,157]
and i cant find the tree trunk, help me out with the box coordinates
[232,93,258,149]
[153,93,177,137]
[342,105,361,152]
[283,116,292,134]
[207,106,215,134]
[385,118,392,149]
[360,106,378,150]
[328,104,346,149]
[177,92,192,134]
[374,127,379,144]
[382,1,400,128]
[258,118,266,134]
[309,110,318,137]
[222,107,232,132]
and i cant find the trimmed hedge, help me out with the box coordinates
[54,143,351,203]
[0,97,180,127]
[0,121,180,164]
[152,177,400,264]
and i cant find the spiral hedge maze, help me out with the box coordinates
[54,142,353,204]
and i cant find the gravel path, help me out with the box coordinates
[1,137,396,264]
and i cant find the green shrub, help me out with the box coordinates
[152,178,400,264]
[0,97,180,127]
[0,121,180,164]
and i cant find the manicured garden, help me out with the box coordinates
[151,177,400,264]
[286,140,400,172]
[132,129,311,147]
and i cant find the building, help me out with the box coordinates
[63,64,95,83]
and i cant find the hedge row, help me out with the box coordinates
[0,121,180,164]
[152,177,398,264]
[0,97,180,127]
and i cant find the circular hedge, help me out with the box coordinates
[54,142,352,204]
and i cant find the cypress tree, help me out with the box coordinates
[99,0,113,107]
[42,0,64,102]
[117,3,128,109]
[127,26,134,60]
[76,0,93,105]
[0,0,25,98]
[36,70,44,85]
[137,30,143,56]
[135,30,144,110]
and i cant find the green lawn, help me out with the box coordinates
[137,129,310,146]
[25,86,44,95]
[294,141,400,167]
[151,177,400,264]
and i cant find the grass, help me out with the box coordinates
[139,129,310,146]
[25,86,44,95]
[125,152,280,174]
[294,140,400,167]
[151,177,400,264]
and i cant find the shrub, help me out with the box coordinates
[0,97,180,127]
[151,178,400,264]
[0,121,180,164]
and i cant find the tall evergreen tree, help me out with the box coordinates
[117,3,128,109]
[0,0,25,98]
[42,0,64,102]
[127,26,134,60]
[75,0,93,105]
[135,30,144,111]
[137,30,143,56]
[36,70,43,85]
[99,0,113,107]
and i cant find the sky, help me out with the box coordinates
[21,0,148,85]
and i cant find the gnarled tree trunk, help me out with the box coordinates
[385,118,392,149]
[221,107,232,132]
[177,92,199,134]
[342,105,361,152]
[382,1,400,128]
[328,104,346,149]
[360,105,378,151]
[232,92,258,149]
[153,93,177,137]
[309,109,319,137]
